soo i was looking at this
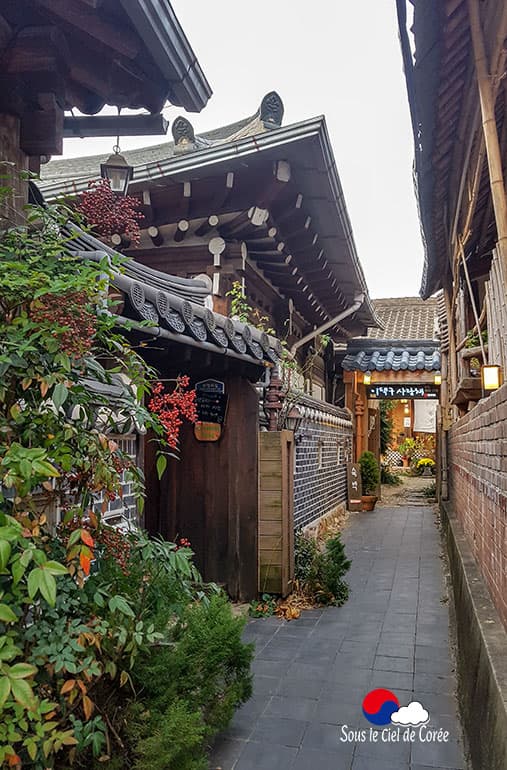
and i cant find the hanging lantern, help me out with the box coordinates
[434,371,442,385]
[100,147,134,195]
[363,370,372,385]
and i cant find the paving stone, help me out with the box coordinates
[233,740,297,770]
[250,715,308,748]
[302,721,353,751]
[351,756,407,770]
[375,654,414,673]
[291,746,355,769]
[414,673,455,695]
[265,695,318,721]
[208,737,245,770]
[411,737,466,768]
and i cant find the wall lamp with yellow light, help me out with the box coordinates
[481,365,502,391]
[434,371,442,385]
[363,370,372,385]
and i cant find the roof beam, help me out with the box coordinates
[63,113,168,138]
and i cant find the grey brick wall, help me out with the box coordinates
[293,396,353,529]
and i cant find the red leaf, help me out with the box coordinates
[81,529,94,547]
[80,552,91,576]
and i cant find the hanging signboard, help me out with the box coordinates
[194,421,222,442]
[195,379,228,425]
[367,384,439,400]
[347,463,362,511]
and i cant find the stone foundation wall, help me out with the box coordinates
[447,383,507,628]
[293,396,353,530]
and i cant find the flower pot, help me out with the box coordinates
[361,495,378,512]
[402,457,409,468]
[421,466,433,477]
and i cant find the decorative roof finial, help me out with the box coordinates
[172,116,196,152]
[260,92,284,129]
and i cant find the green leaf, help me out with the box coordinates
[0,604,17,623]
[156,454,167,479]
[39,570,57,606]
[108,595,135,618]
[0,540,11,571]
[32,459,60,478]
[44,560,68,576]
[11,558,25,586]
[10,677,36,710]
[27,567,42,599]
[0,676,10,708]
[8,663,38,679]
[52,382,68,409]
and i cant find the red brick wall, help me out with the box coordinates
[448,383,507,627]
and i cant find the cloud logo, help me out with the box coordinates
[391,701,429,726]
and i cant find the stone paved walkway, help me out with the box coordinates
[209,505,467,770]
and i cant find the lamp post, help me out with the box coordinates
[100,147,134,195]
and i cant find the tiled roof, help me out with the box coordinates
[368,297,439,341]
[340,296,441,373]
[40,114,257,190]
[342,346,441,372]
[67,225,281,368]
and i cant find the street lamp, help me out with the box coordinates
[100,146,134,195]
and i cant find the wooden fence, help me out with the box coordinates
[258,430,294,596]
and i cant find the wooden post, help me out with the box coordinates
[468,0,507,282]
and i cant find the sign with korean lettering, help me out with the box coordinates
[347,463,362,511]
[195,379,228,425]
[367,384,439,400]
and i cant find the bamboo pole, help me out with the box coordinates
[468,0,507,281]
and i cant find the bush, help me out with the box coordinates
[314,535,352,606]
[294,531,351,606]
[359,451,380,494]
[294,528,319,581]
[126,594,253,769]
[416,458,435,475]
[381,465,402,485]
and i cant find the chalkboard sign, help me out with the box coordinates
[195,380,228,425]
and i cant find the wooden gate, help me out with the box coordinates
[258,430,294,596]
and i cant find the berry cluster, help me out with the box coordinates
[31,291,96,357]
[149,377,197,449]
[77,178,144,245]
[59,518,132,575]
[175,536,191,551]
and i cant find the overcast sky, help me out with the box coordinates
[61,0,423,300]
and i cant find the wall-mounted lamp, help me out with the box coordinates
[363,370,371,385]
[434,371,442,385]
[285,405,303,440]
[481,364,502,391]
[404,404,410,415]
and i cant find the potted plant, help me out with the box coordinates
[397,437,417,468]
[359,451,380,511]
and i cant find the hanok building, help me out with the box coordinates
[42,93,379,592]
[0,0,211,204]
[339,297,441,464]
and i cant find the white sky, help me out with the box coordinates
[60,0,423,299]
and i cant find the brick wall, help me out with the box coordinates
[447,383,507,627]
[293,395,353,529]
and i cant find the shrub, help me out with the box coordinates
[314,534,352,606]
[294,529,319,582]
[381,465,402,485]
[125,594,253,769]
[359,451,380,494]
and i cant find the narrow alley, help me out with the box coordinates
[210,500,467,770]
